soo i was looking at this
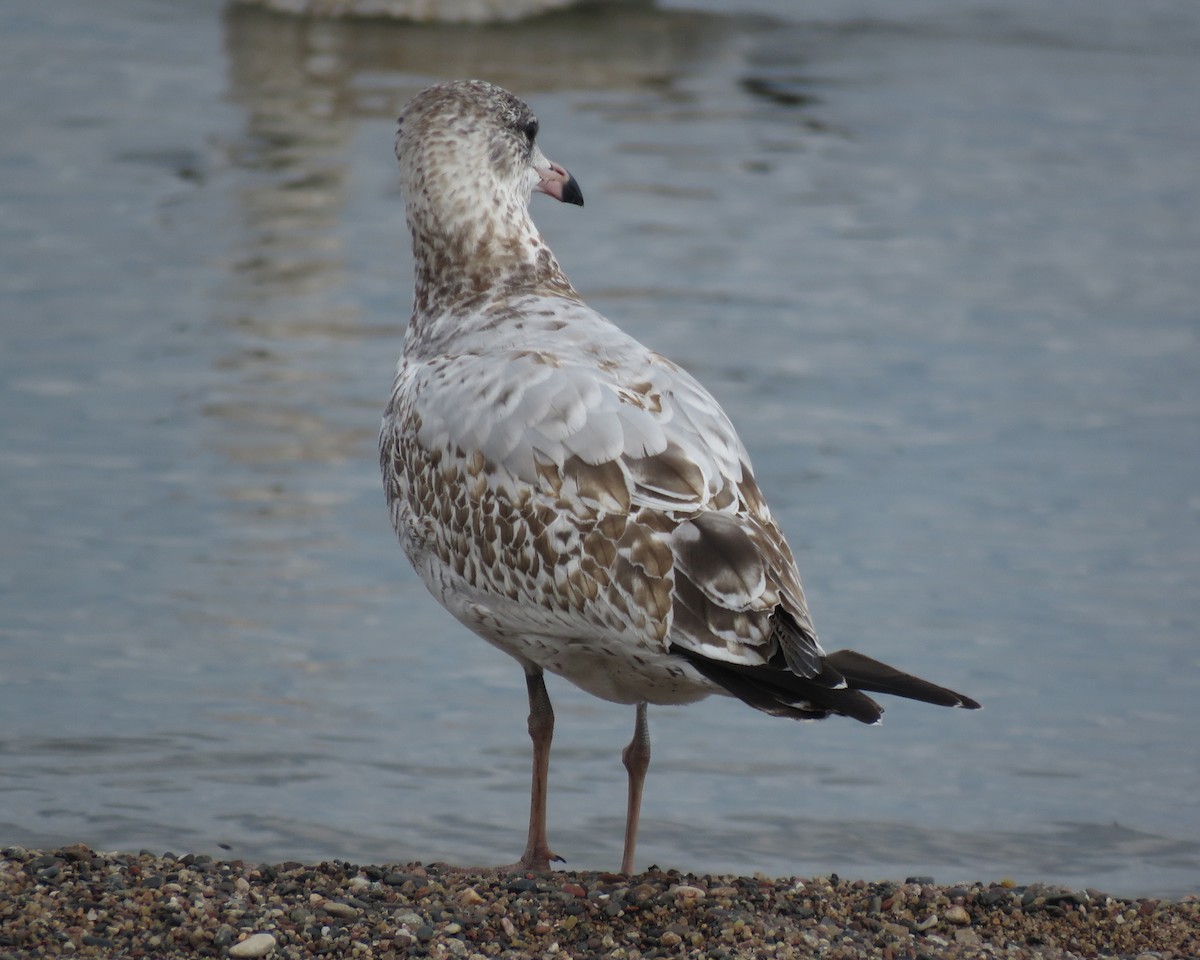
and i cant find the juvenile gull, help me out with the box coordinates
[381,79,980,876]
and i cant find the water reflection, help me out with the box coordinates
[223,2,732,106]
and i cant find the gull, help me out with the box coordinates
[380,79,980,876]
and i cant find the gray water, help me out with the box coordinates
[2,0,1198,898]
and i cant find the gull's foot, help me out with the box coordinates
[427,847,565,875]
[514,848,566,873]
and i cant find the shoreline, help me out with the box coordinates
[2,845,1196,958]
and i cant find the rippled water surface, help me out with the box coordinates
[2,0,1198,897]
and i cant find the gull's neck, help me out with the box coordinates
[408,203,578,327]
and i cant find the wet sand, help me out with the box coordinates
[2,845,1196,958]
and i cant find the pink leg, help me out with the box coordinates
[620,702,651,876]
[517,668,561,871]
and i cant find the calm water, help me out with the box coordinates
[2,0,1198,897]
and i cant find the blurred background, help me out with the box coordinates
[1,0,1198,896]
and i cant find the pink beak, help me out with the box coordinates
[535,161,584,207]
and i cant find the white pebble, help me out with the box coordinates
[229,932,277,957]
[944,904,971,925]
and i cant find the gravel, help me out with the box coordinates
[2,844,1196,958]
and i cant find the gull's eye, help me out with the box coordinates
[522,118,539,144]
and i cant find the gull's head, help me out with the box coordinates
[395,80,583,249]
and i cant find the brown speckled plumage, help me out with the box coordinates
[381,80,979,874]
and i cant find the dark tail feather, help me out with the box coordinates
[672,647,884,724]
[825,649,981,710]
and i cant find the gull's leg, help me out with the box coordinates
[517,667,562,870]
[619,702,651,876]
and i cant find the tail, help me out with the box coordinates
[825,649,981,711]
[672,644,980,725]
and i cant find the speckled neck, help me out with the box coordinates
[408,210,576,319]
[404,204,581,361]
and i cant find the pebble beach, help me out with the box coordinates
[2,845,1196,959]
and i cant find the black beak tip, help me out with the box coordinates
[563,174,584,208]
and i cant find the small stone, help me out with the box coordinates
[672,884,706,900]
[944,905,970,925]
[560,915,579,931]
[320,900,357,919]
[396,911,424,927]
[660,931,683,947]
[59,844,93,862]
[459,886,486,906]
[915,913,939,931]
[954,928,981,946]
[228,932,277,958]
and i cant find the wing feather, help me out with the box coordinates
[388,300,823,681]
